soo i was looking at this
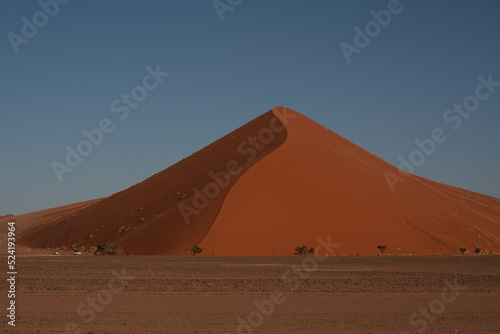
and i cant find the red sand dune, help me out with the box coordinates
[1,202,99,234]
[18,111,286,254]
[0,201,99,255]
[17,107,500,255]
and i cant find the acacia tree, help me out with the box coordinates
[459,248,466,255]
[377,245,387,255]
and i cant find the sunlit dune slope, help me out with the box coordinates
[199,107,500,255]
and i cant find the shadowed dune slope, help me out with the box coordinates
[0,200,100,255]
[199,107,500,255]
[18,111,287,254]
[1,201,100,234]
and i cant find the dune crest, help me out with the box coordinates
[18,111,287,254]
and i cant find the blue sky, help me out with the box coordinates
[1,0,499,215]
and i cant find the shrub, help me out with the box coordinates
[474,246,481,254]
[295,246,315,255]
[185,245,203,256]
[94,243,120,255]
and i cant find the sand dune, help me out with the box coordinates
[18,111,286,254]
[200,107,500,255]
[0,200,100,255]
[17,107,500,255]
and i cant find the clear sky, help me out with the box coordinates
[1,0,499,215]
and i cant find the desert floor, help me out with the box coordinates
[1,255,499,333]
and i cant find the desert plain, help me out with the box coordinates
[1,254,499,333]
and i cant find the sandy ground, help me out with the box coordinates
[1,255,499,333]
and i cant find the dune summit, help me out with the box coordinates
[16,107,500,255]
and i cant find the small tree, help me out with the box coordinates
[185,245,203,256]
[294,246,309,255]
[294,246,316,255]
[459,248,466,255]
[94,243,120,255]
[474,246,481,254]
[377,245,387,255]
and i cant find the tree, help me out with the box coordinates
[459,248,466,255]
[294,246,309,255]
[294,246,306,255]
[94,243,120,255]
[185,245,203,256]
[377,245,387,255]
[474,246,481,254]
[294,246,316,255]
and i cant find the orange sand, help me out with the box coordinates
[200,108,500,255]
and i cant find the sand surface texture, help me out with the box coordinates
[1,255,498,333]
